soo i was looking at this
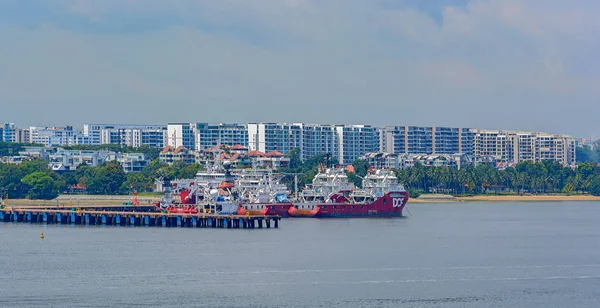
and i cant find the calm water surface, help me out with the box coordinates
[1,201,600,307]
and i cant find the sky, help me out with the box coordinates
[0,0,599,137]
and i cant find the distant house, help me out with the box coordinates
[106,152,148,172]
[248,150,290,169]
[159,146,196,164]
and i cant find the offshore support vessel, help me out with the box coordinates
[288,167,409,218]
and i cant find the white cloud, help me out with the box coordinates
[0,0,598,136]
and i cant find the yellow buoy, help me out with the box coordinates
[40,232,45,239]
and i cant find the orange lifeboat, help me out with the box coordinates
[288,205,320,217]
[219,181,235,190]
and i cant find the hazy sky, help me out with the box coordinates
[1,0,598,137]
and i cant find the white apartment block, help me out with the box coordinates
[249,123,377,164]
[83,124,166,147]
[381,126,476,155]
[195,123,248,150]
[247,123,303,156]
[335,125,380,164]
[167,123,196,150]
[29,126,78,146]
[301,124,339,161]
[474,130,576,166]
[474,130,511,163]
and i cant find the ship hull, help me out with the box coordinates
[291,191,409,218]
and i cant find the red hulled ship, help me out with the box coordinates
[288,167,408,218]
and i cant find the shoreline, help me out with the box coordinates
[410,194,600,203]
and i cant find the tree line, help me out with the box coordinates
[0,159,204,200]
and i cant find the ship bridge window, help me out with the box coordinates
[382,198,387,204]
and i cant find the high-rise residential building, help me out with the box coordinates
[381,126,475,155]
[460,128,476,156]
[29,126,78,146]
[100,126,166,148]
[301,124,339,161]
[83,124,167,147]
[247,123,303,155]
[473,130,576,166]
[16,128,31,143]
[335,125,380,164]
[167,123,196,150]
[195,123,248,150]
[473,130,511,163]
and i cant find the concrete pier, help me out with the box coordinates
[0,208,281,229]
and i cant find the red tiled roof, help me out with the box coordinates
[174,146,189,154]
[248,150,265,157]
[231,144,247,150]
[160,146,175,154]
[265,151,284,157]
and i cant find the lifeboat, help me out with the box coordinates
[237,204,269,216]
[288,204,320,217]
[165,205,199,214]
[219,180,235,190]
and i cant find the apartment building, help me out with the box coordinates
[195,123,248,150]
[29,126,78,146]
[474,130,576,166]
[166,123,196,150]
[473,130,512,163]
[300,124,339,161]
[247,123,303,156]
[381,126,475,155]
[83,124,166,148]
[335,125,380,164]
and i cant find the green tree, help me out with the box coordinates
[86,162,126,194]
[21,171,59,199]
[589,176,600,196]
[289,148,302,169]
[123,172,153,193]
[177,163,204,179]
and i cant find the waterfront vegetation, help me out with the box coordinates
[0,158,204,200]
[2,143,600,200]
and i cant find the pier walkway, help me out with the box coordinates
[0,208,280,229]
